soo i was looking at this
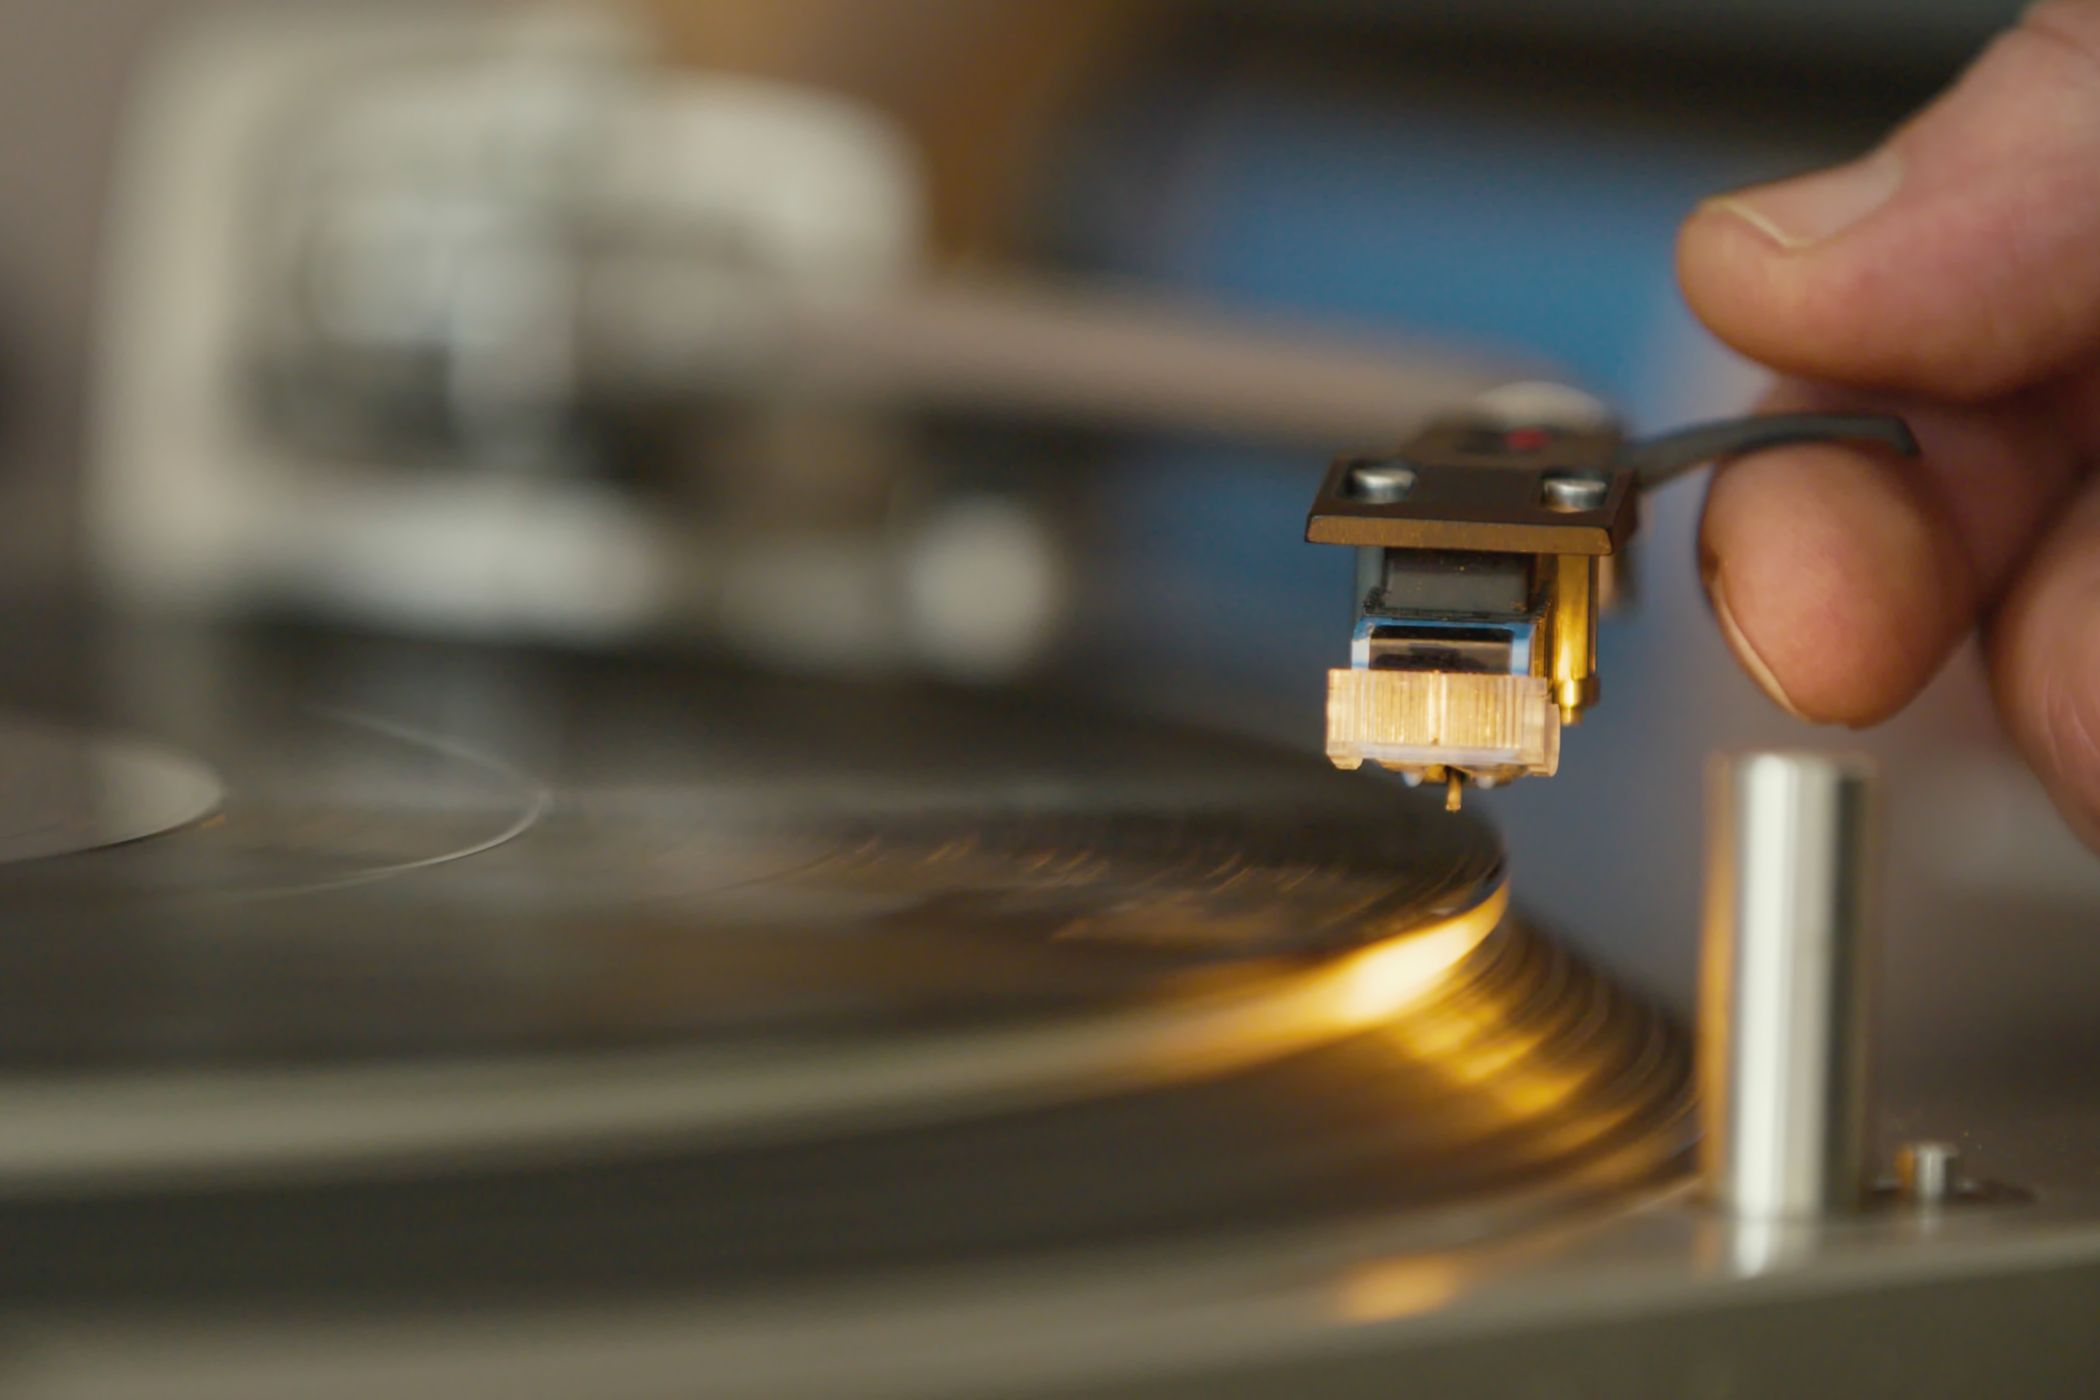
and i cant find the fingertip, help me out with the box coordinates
[1674,199,1770,333]
[1700,440,1971,726]
[1707,567,1807,721]
[1674,198,1856,388]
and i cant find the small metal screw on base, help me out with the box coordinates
[1878,1140,2032,1208]
[1894,1141,1963,1207]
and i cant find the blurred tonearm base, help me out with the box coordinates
[90,1,1528,680]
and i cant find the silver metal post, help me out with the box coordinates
[1699,751,1878,1218]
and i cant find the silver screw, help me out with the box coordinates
[1349,462,1416,503]
[1541,474,1609,512]
[1895,1141,1963,1206]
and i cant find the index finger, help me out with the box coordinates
[1677,1,2100,400]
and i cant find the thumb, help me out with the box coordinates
[1679,0,2100,400]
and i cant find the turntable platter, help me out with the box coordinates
[0,627,1688,1306]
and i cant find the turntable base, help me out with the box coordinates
[0,625,2095,1398]
[0,624,1686,1300]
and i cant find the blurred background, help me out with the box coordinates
[0,0,2088,1027]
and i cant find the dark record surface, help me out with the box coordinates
[0,623,1507,1067]
[0,622,1687,1305]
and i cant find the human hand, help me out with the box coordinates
[1678,0,2100,852]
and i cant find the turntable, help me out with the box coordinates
[0,617,2096,1400]
[17,3,2098,1391]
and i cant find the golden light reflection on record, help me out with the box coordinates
[1329,885,1511,1028]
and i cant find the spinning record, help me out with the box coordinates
[0,627,1688,1305]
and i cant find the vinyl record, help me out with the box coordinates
[0,626,1687,1307]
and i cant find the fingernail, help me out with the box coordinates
[1706,148,1903,250]
[1710,571,1807,720]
